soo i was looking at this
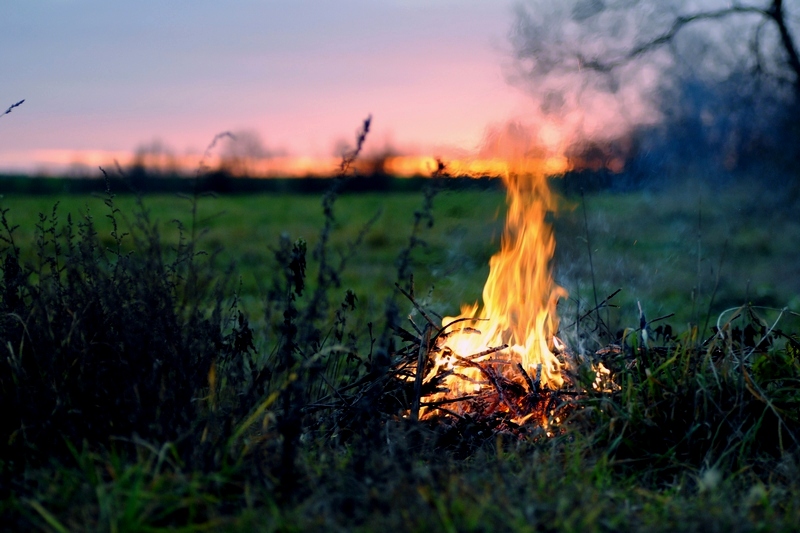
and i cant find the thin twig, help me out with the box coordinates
[462,344,509,361]
[411,325,431,422]
[1,99,24,118]
[517,363,537,394]
[433,318,487,345]
[455,355,520,417]
[580,190,604,333]
[339,115,371,174]
[742,365,800,450]
[428,405,466,420]
[395,282,438,328]
[421,395,477,407]
[649,313,675,325]
[565,288,621,329]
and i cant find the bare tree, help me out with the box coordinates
[511,0,800,171]
[513,0,799,96]
[219,129,283,176]
[130,138,179,175]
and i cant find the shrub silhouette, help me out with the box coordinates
[0,188,254,470]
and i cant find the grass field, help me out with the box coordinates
[554,178,800,338]
[2,177,798,338]
[3,176,800,531]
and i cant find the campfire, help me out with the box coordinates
[394,124,616,435]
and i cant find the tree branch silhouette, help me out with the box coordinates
[572,1,799,96]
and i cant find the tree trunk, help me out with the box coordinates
[770,0,800,99]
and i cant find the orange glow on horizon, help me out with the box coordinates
[1,149,572,179]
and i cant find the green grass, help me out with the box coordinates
[2,178,797,335]
[15,436,800,531]
[0,190,507,328]
[554,178,800,334]
[3,178,800,531]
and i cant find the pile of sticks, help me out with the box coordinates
[388,284,580,439]
[303,285,595,446]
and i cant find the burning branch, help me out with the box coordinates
[460,344,509,361]
[516,362,538,394]
[454,354,521,418]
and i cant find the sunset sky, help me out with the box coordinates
[1,0,535,174]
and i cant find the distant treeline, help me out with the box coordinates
[0,169,650,196]
[0,172,498,195]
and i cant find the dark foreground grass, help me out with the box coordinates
[1,175,800,531]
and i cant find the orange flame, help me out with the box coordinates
[433,123,571,400]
